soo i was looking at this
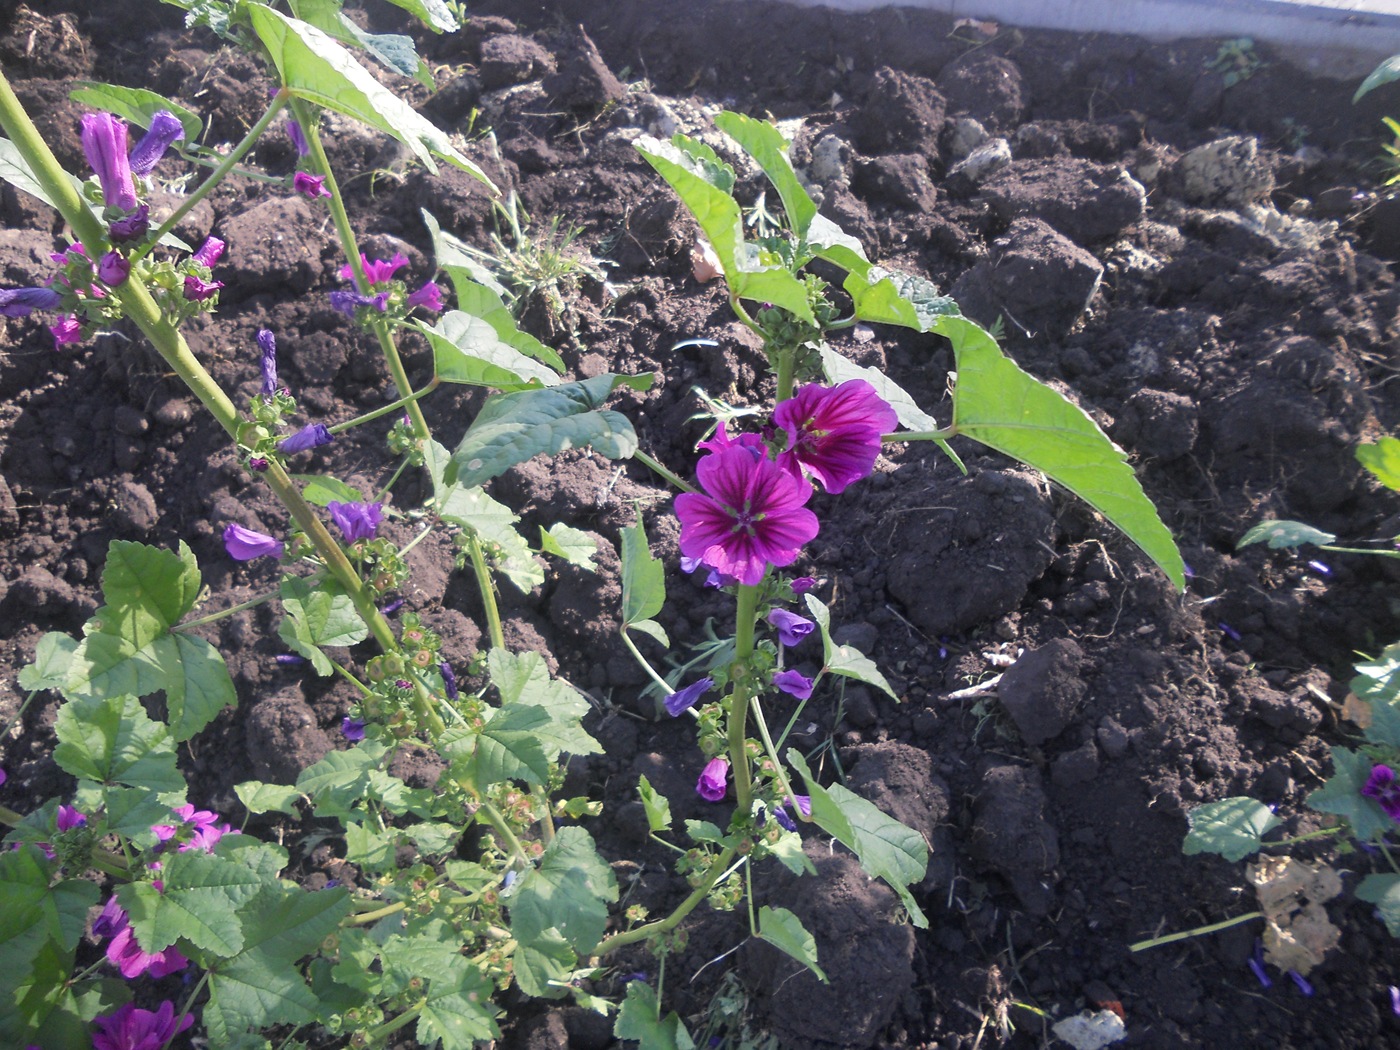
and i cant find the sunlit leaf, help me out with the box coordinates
[1182,797,1280,861]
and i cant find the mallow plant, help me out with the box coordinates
[0,4,1184,1048]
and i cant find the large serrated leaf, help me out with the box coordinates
[713,111,817,237]
[1182,797,1280,861]
[757,905,827,982]
[787,751,928,927]
[53,694,185,793]
[118,851,267,957]
[614,981,696,1050]
[512,928,576,999]
[245,6,494,186]
[278,576,368,676]
[509,827,618,953]
[435,479,543,593]
[936,315,1185,589]
[447,375,642,488]
[621,516,666,627]
[847,266,960,330]
[416,965,501,1049]
[487,649,600,760]
[419,311,560,389]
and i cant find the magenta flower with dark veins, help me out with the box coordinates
[774,379,898,494]
[697,420,764,456]
[767,608,814,647]
[223,523,284,561]
[278,423,333,454]
[1363,763,1400,821]
[406,279,444,312]
[191,236,225,269]
[80,112,138,212]
[51,315,82,349]
[182,274,223,301]
[340,252,409,286]
[697,756,729,802]
[98,251,130,286]
[328,500,383,542]
[665,676,714,717]
[0,286,62,317]
[128,110,185,175]
[92,1000,194,1050]
[294,171,331,198]
[675,444,819,587]
[108,204,150,244]
[773,668,814,700]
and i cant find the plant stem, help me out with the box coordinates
[345,901,408,927]
[728,585,761,813]
[774,347,797,404]
[1267,826,1346,848]
[0,688,37,743]
[467,534,506,651]
[477,799,530,866]
[749,696,803,821]
[365,1003,425,1045]
[173,583,295,632]
[328,379,439,436]
[1128,910,1263,952]
[620,628,677,700]
[596,844,739,954]
[138,92,288,263]
[632,449,697,494]
[163,970,210,1050]
[884,426,958,443]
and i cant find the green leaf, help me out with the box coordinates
[768,826,815,876]
[447,375,643,489]
[614,982,696,1050]
[621,516,666,627]
[1365,696,1400,748]
[713,111,817,237]
[1237,519,1338,550]
[510,827,618,953]
[685,820,726,845]
[69,82,203,141]
[0,135,96,216]
[628,619,670,648]
[235,781,303,817]
[94,785,178,842]
[637,774,672,833]
[540,523,598,570]
[635,134,814,322]
[0,846,100,967]
[802,595,897,700]
[423,208,511,301]
[416,965,501,1049]
[118,850,267,957]
[407,821,461,856]
[1354,641,1400,705]
[787,751,929,927]
[297,739,391,817]
[8,941,125,1048]
[18,632,78,691]
[1357,437,1400,491]
[278,576,368,677]
[1356,873,1400,936]
[245,5,494,186]
[1356,55,1400,102]
[459,704,553,787]
[846,265,960,331]
[434,479,543,594]
[292,474,366,506]
[819,345,938,432]
[419,311,561,389]
[757,906,826,981]
[345,821,395,870]
[936,315,1185,590]
[53,694,184,793]
[379,0,459,33]
[1308,746,1395,841]
[1182,797,1281,861]
[487,649,601,760]
[66,541,235,740]
[513,928,576,999]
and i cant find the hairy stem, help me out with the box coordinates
[595,844,739,954]
[728,584,761,813]
[467,534,506,651]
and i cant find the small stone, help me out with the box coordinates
[996,638,1088,746]
[1174,136,1275,208]
[153,398,194,427]
[113,405,148,437]
[108,480,159,534]
[1097,717,1130,759]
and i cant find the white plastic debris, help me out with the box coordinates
[1051,1009,1126,1050]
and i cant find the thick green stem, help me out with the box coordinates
[728,584,761,812]
[467,535,506,651]
[477,800,530,866]
[595,844,739,955]
[345,901,408,927]
[365,1003,425,1045]
[774,347,797,404]
[883,426,957,443]
[620,628,678,700]
[138,92,287,263]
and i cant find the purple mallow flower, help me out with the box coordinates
[152,803,234,855]
[191,236,225,269]
[98,251,130,286]
[440,661,458,700]
[182,274,223,302]
[328,500,382,542]
[329,289,390,316]
[776,793,812,830]
[108,204,150,244]
[278,423,333,454]
[767,608,814,647]
[697,757,729,802]
[790,576,817,596]
[223,522,284,561]
[56,805,86,831]
[665,676,713,717]
[774,379,897,494]
[0,286,62,317]
[1363,764,1400,822]
[675,444,819,587]
[93,1001,194,1050]
[97,895,189,980]
[257,329,278,396]
[81,112,137,212]
[342,717,365,742]
[406,279,444,312]
[128,110,185,175]
[341,252,409,286]
[773,669,814,700]
[286,117,310,156]
[294,172,330,198]
[51,315,82,349]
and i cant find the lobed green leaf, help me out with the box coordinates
[539,523,599,570]
[53,694,184,793]
[509,827,618,953]
[614,981,696,1050]
[1182,797,1280,861]
[118,851,267,957]
[1308,746,1395,841]
[419,310,561,389]
[69,82,203,141]
[1357,436,1400,491]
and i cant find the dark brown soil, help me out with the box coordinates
[4,1,1400,1047]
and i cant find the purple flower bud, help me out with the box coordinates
[191,236,225,269]
[440,661,459,700]
[275,654,306,665]
[50,315,82,349]
[249,457,269,472]
[98,251,130,286]
[406,280,444,312]
[286,118,310,157]
[395,678,411,691]
[665,676,713,717]
[222,522,284,561]
[775,806,797,832]
[341,717,366,742]
[56,805,87,831]
[329,289,390,316]
[278,423,333,454]
[182,274,223,301]
[790,576,817,595]
[294,172,330,198]
[327,500,382,542]
[257,329,277,396]
[128,110,185,175]
[108,204,150,244]
[1288,971,1314,996]
[696,757,729,802]
[773,669,814,700]
[0,286,63,318]
[1390,985,1400,1017]
[381,597,405,615]
[767,609,815,647]
[80,112,138,211]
